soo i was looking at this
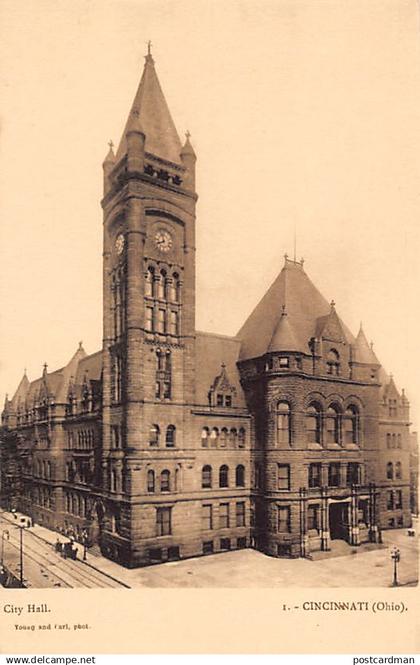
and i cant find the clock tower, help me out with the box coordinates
[100,48,197,566]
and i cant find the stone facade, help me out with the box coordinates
[0,51,414,568]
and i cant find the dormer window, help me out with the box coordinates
[326,349,340,376]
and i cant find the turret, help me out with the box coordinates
[102,141,116,195]
[180,131,196,190]
[125,109,146,174]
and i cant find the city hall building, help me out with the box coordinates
[1,50,413,567]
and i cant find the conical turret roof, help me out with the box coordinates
[268,307,305,353]
[115,50,182,164]
[354,325,380,364]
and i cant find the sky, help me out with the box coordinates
[1,0,420,429]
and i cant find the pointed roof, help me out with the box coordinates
[10,372,30,407]
[103,141,116,166]
[354,325,380,365]
[115,51,182,165]
[181,131,196,158]
[237,257,356,361]
[268,307,305,353]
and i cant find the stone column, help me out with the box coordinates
[320,487,330,551]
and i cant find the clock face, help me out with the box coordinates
[154,229,173,253]
[115,233,125,255]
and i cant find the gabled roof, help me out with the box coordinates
[115,51,182,165]
[195,332,246,408]
[237,258,356,361]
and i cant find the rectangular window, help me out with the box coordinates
[148,548,162,563]
[387,491,394,510]
[169,311,178,335]
[279,357,289,367]
[156,507,172,536]
[346,463,360,486]
[163,382,171,399]
[157,309,166,333]
[216,394,224,407]
[111,425,120,449]
[237,537,247,549]
[395,490,403,509]
[278,506,291,533]
[145,306,154,331]
[225,395,232,407]
[219,503,229,528]
[203,541,214,555]
[202,504,213,530]
[308,463,321,488]
[277,464,290,490]
[220,537,231,550]
[167,546,180,561]
[328,463,341,487]
[236,501,246,527]
[307,504,320,531]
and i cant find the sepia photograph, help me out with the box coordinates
[0,0,419,654]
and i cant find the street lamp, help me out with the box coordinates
[391,546,400,587]
[16,524,27,588]
[82,529,88,561]
[1,530,9,567]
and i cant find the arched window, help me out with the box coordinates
[255,463,262,489]
[326,406,340,444]
[169,273,181,302]
[387,462,394,480]
[160,470,170,492]
[238,427,246,448]
[276,402,291,444]
[147,470,155,493]
[344,406,359,444]
[392,434,396,449]
[230,428,238,448]
[395,462,402,480]
[157,270,166,300]
[149,424,160,447]
[306,403,321,444]
[169,311,179,336]
[219,465,229,488]
[397,434,402,449]
[386,433,391,449]
[201,427,209,448]
[145,267,154,297]
[220,428,228,448]
[327,349,340,376]
[202,465,212,489]
[166,425,176,448]
[235,464,245,487]
[47,461,51,479]
[210,427,219,448]
[111,469,118,492]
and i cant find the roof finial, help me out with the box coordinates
[281,304,287,316]
[284,252,288,263]
[330,299,336,309]
[148,40,152,56]
[300,257,304,267]
[108,140,114,150]
[185,130,191,140]
[78,341,83,350]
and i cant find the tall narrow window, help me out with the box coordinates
[386,433,391,449]
[169,311,179,336]
[346,463,361,486]
[387,462,394,480]
[306,404,322,444]
[202,504,213,530]
[210,428,219,448]
[397,434,402,448]
[157,271,166,300]
[278,506,291,533]
[202,465,212,489]
[235,465,245,488]
[238,428,246,448]
[157,309,166,333]
[236,502,245,527]
[344,406,358,444]
[277,464,290,490]
[160,470,170,492]
[147,470,155,493]
[230,428,238,448]
[201,427,209,448]
[277,402,291,444]
[219,465,229,488]
[307,504,320,532]
[145,306,153,331]
[395,490,403,509]
[387,490,394,510]
[395,462,402,480]
[308,463,322,488]
[326,406,340,444]
[145,267,154,297]
[166,425,176,448]
[328,463,340,487]
[156,507,171,536]
[220,428,228,448]
[219,503,229,528]
[149,424,160,447]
